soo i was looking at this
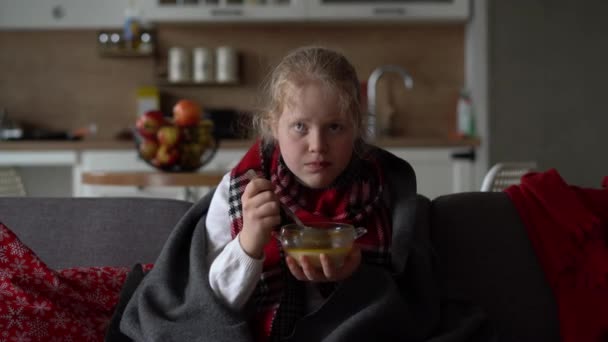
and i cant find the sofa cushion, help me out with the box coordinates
[0,222,133,340]
[430,192,560,341]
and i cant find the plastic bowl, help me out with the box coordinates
[276,222,367,268]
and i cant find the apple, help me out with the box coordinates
[155,145,179,167]
[139,138,159,161]
[173,99,202,127]
[179,120,214,145]
[179,126,197,144]
[157,125,180,147]
[179,143,204,169]
[136,110,166,139]
[198,120,214,144]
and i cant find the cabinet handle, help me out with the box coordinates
[52,5,65,20]
[451,148,476,162]
[211,8,244,17]
[372,7,406,16]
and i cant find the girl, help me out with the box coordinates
[205,46,413,340]
[121,46,452,342]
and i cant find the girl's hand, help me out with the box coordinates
[239,178,281,259]
[285,245,362,282]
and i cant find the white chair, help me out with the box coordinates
[0,167,26,196]
[481,162,537,192]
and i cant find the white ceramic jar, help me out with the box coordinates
[193,47,214,83]
[168,47,191,83]
[215,46,238,83]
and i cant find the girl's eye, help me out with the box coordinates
[329,123,343,132]
[293,122,307,133]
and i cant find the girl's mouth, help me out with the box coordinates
[305,161,331,171]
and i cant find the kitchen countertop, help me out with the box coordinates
[0,137,480,151]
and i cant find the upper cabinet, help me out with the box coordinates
[141,0,307,22]
[0,0,126,29]
[0,0,469,29]
[307,0,469,22]
[141,0,469,22]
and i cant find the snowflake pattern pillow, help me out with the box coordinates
[0,222,138,341]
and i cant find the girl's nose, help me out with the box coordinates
[308,129,327,153]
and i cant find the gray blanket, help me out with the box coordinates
[118,149,494,341]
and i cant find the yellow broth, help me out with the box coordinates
[285,247,351,268]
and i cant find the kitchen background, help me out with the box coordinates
[1,0,607,198]
[0,24,464,141]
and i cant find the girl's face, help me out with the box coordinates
[273,81,355,189]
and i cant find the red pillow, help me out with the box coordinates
[0,222,149,341]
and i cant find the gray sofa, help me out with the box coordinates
[0,193,560,341]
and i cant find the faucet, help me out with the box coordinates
[367,65,414,138]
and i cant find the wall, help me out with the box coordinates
[489,0,608,187]
[0,30,155,138]
[0,23,464,140]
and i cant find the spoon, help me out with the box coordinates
[244,169,307,228]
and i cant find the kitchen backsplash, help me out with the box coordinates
[0,23,464,140]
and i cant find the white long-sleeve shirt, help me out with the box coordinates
[205,172,324,312]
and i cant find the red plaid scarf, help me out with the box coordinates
[228,140,392,341]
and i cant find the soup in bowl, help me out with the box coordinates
[275,222,367,268]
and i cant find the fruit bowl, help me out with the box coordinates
[275,222,367,268]
[134,125,218,172]
[134,99,219,172]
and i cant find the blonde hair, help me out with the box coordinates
[252,46,365,143]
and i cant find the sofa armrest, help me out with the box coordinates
[430,192,560,341]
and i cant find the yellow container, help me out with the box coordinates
[136,86,160,118]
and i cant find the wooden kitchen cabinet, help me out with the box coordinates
[74,148,246,200]
[0,0,126,29]
[388,147,462,199]
[0,150,77,197]
[0,147,469,200]
[307,0,469,22]
[140,0,307,22]
[76,150,180,199]
[74,147,466,200]
[0,143,473,199]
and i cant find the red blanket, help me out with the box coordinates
[505,170,608,342]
